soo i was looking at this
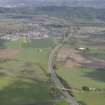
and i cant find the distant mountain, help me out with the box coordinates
[0,0,105,8]
[0,6,105,23]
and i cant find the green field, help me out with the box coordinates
[17,48,50,68]
[74,92,105,105]
[0,53,52,105]
[86,48,105,60]
[23,39,56,48]
[55,100,69,105]
[0,78,52,105]
[0,38,56,105]
[57,67,105,105]
[57,67,105,89]
[4,38,56,49]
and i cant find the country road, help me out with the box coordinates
[48,43,79,105]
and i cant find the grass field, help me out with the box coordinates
[23,39,56,48]
[86,48,105,60]
[4,38,56,49]
[57,67,105,105]
[17,48,50,68]
[57,67,105,89]
[0,78,52,105]
[55,100,69,105]
[0,38,56,105]
[0,54,52,105]
[74,92,105,105]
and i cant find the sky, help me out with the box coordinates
[0,0,105,8]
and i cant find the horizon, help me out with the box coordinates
[0,0,105,8]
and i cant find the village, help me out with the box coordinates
[0,29,49,41]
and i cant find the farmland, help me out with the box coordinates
[0,14,72,105]
[0,37,56,105]
[0,6,105,105]
[56,25,105,105]
[56,49,105,105]
[57,67,105,89]
[74,92,105,105]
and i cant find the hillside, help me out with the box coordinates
[0,6,105,23]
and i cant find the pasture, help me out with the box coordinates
[57,67,105,89]
[3,38,55,49]
[0,38,56,105]
[57,67,105,105]
[74,92,105,105]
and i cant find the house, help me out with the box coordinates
[78,47,86,50]
[76,47,89,51]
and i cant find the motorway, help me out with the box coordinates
[48,43,79,105]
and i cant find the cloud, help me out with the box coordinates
[0,0,105,8]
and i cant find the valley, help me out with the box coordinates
[0,5,105,105]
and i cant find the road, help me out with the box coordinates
[48,43,79,105]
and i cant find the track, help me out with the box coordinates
[48,44,79,105]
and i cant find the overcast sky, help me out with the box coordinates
[0,0,104,2]
[3,0,105,1]
[0,0,105,8]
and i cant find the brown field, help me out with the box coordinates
[0,49,20,59]
[79,26,105,34]
[56,47,105,68]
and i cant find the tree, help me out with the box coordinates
[78,101,87,105]
[50,86,58,97]
[82,86,89,91]
[55,100,69,105]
